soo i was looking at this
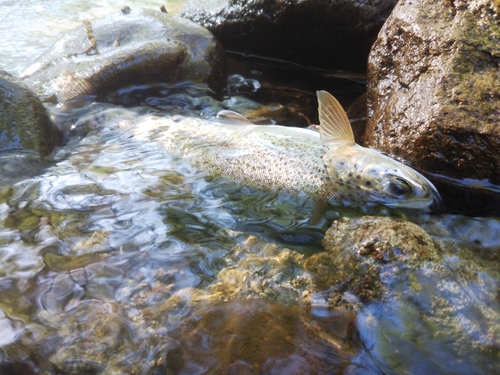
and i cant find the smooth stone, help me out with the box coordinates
[20,8,226,103]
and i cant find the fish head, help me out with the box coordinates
[316,90,441,211]
[323,145,441,210]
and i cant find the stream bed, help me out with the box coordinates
[1,1,499,374]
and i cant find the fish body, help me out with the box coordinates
[131,91,441,215]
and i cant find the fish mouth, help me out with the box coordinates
[426,184,442,211]
[397,179,442,211]
[403,192,441,211]
[428,197,441,212]
[369,188,441,211]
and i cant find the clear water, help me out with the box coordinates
[0,1,499,374]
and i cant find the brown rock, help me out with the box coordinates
[364,0,500,183]
[163,299,356,374]
[347,92,367,143]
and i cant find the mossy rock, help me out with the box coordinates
[0,71,61,156]
[365,0,500,184]
[305,216,442,303]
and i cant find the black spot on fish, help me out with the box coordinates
[348,172,353,177]
[365,181,372,187]
[356,175,361,180]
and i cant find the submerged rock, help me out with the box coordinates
[20,8,226,103]
[207,235,314,304]
[355,257,500,374]
[305,216,442,303]
[364,0,500,184]
[0,70,61,156]
[180,0,398,72]
[309,215,500,374]
[163,298,357,374]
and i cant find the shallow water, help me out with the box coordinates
[1,2,500,374]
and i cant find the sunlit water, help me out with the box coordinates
[1,1,499,374]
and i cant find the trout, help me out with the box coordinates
[131,91,441,221]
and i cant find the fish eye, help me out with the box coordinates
[386,177,412,197]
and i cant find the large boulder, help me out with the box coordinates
[0,70,61,156]
[364,0,500,184]
[20,8,226,103]
[179,0,398,72]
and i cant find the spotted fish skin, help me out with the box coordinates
[131,91,441,213]
[135,118,328,196]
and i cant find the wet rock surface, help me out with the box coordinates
[305,216,443,303]
[358,254,500,374]
[20,8,226,103]
[180,0,398,72]
[346,93,367,144]
[0,70,61,156]
[364,0,500,184]
[306,215,500,373]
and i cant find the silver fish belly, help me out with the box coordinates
[130,91,441,213]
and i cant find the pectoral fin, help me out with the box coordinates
[309,196,328,226]
[317,90,355,146]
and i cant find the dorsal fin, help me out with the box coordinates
[216,110,255,125]
[317,90,355,145]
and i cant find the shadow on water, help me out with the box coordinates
[429,173,500,217]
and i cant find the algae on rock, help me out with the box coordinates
[364,0,500,184]
[0,70,61,156]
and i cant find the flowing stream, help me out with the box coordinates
[0,1,499,374]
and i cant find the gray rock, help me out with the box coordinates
[20,8,226,103]
[364,0,500,184]
[180,0,398,72]
[0,70,61,156]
